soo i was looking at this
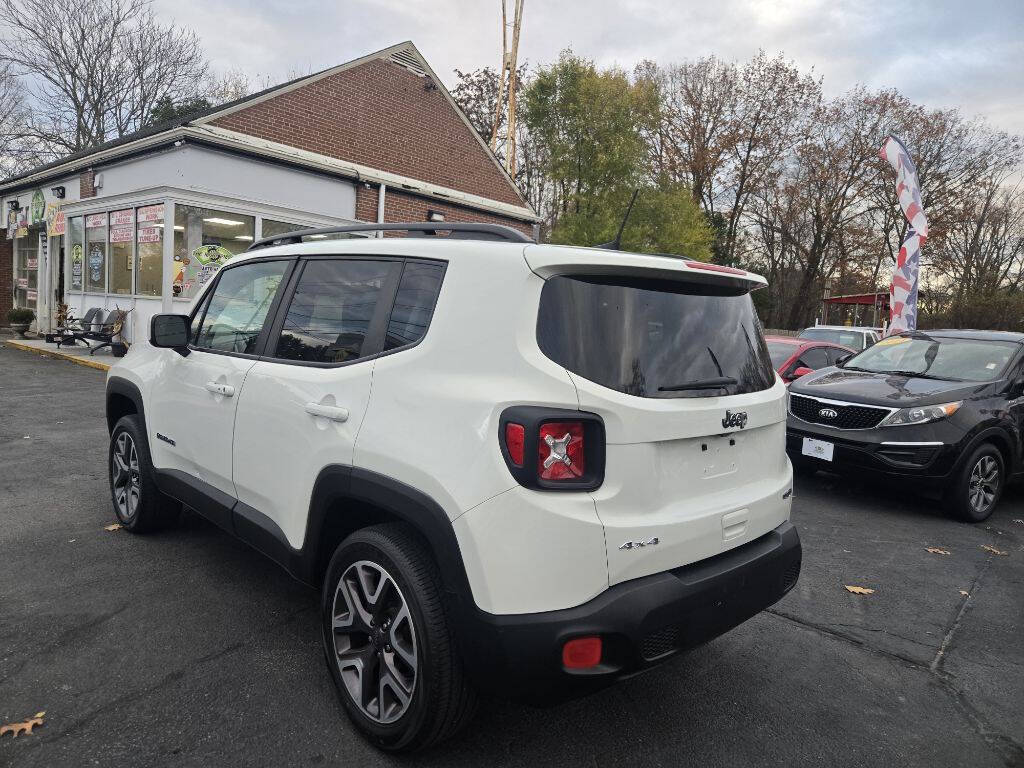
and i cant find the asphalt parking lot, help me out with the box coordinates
[1,344,1022,768]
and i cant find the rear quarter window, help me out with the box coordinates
[537,275,775,398]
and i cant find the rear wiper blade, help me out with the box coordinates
[658,376,738,392]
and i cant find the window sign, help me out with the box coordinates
[30,189,45,224]
[174,206,254,299]
[16,277,28,289]
[26,258,38,269]
[110,224,134,243]
[86,213,106,228]
[110,208,134,226]
[27,290,37,302]
[68,216,84,291]
[137,204,163,223]
[86,213,107,292]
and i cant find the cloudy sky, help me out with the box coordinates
[154,0,1024,134]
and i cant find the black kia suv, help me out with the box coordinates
[786,330,1024,521]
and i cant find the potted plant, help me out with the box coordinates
[47,302,72,344]
[7,308,35,338]
[110,306,132,357]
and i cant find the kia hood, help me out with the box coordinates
[791,367,989,407]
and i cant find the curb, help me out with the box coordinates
[3,339,112,372]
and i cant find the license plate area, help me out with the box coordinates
[701,434,740,479]
[802,437,834,462]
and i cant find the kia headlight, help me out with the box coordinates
[878,401,962,427]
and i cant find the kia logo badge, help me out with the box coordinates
[819,408,838,419]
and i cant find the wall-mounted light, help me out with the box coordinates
[8,200,21,212]
[51,186,66,199]
[427,210,445,223]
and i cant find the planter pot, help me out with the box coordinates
[111,342,128,357]
[10,323,30,338]
[45,333,57,343]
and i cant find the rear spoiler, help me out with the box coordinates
[523,245,767,291]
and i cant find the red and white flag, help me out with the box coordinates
[880,135,928,335]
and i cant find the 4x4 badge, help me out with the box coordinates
[620,537,660,550]
[722,410,748,429]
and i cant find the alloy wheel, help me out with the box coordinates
[968,455,999,514]
[111,432,141,521]
[331,560,418,724]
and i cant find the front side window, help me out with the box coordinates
[194,260,288,354]
[766,341,797,368]
[537,275,775,398]
[844,335,1019,382]
[274,259,398,364]
[799,347,830,370]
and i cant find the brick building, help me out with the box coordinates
[0,42,538,336]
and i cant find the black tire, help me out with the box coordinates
[108,415,180,532]
[321,523,477,752]
[945,443,1005,523]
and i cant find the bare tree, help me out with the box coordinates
[0,0,207,157]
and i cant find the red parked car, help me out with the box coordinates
[764,335,855,384]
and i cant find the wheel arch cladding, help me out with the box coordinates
[966,427,1014,471]
[106,377,145,434]
[304,466,475,608]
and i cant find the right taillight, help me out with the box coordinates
[499,407,605,491]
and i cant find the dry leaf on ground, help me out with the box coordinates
[959,590,970,596]
[0,711,45,738]
[981,545,1008,556]
[925,547,951,555]
[103,523,122,532]
[845,585,875,595]
[1013,519,1023,525]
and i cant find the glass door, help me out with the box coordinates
[14,233,39,314]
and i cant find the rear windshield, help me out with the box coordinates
[766,341,798,368]
[537,275,775,398]
[800,328,865,349]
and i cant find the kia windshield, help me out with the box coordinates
[537,275,775,398]
[842,335,1018,382]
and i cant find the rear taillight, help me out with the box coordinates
[499,407,604,491]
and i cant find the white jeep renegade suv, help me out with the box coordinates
[105,222,800,752]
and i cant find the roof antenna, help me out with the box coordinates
[597,188,639,250]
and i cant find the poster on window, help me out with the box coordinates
[110,224,133,243]
[85,213,106,229]
[71,244,83,288]
[110,209,134,226]
[137,227,161,243]
[6,209,16,239]
[16,277,28,288]
[27,290,37,302]
[46,203,64,236]
[30,190,45,224]
[26,258,37,269]
[89,245,103,283]
[137,204,163,223]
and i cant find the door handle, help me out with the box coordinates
[205,381,235,397]
[305,402,349,422]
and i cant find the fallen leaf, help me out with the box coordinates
[925,547,951,555]
[0,711,45,738]
[959,590,969,596]
[845,585,875,595]
[1013,519,1023,526]
[981,545,1008,556]
[103,523,122,532]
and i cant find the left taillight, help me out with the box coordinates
[499,407,605,491]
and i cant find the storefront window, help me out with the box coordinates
[68,216,84,292]
[108,208,134,295]
[14,234,39,311]
[173,205,254,300]
[136,204,164,296]
[85,213,107,293]
[261,218,307,239]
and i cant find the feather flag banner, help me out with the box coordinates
[880,135,929,334]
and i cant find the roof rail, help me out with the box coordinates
[247,221,534,250]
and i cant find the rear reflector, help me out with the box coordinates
[684,260,747,275]
[563,636,602,669]
[504,423,525,466]
[538,421,585,480]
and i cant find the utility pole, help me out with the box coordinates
[490,0,524,176]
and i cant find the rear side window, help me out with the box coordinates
[799,347,830,370]
[385,261,445,350]
[274,259,398,364]
[537,275,775,398]
[194,260,288,354]
[801,328,864,349]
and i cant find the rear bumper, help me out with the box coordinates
[454,520,801,702]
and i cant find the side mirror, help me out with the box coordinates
[150,314,191,356]
[836,353,853,366]
[1009,378,1024,399]
[791,366,814,379]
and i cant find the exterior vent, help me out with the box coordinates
[389,49,427,77]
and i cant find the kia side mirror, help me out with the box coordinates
[150,314,191,356]
[791,366,814,379]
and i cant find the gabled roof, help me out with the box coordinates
[1,42,534,218]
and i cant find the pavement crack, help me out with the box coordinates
[929,550,994,674]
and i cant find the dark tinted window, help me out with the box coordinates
[385,261,445,350]
[825,346,850,365]
[537,275,775,398]
[799,347,830,370]
[194,260,288,353]
[766,341,797,368]
[274,259,398,364]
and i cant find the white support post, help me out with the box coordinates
[377,183,386,237]
[161,199,175,313]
